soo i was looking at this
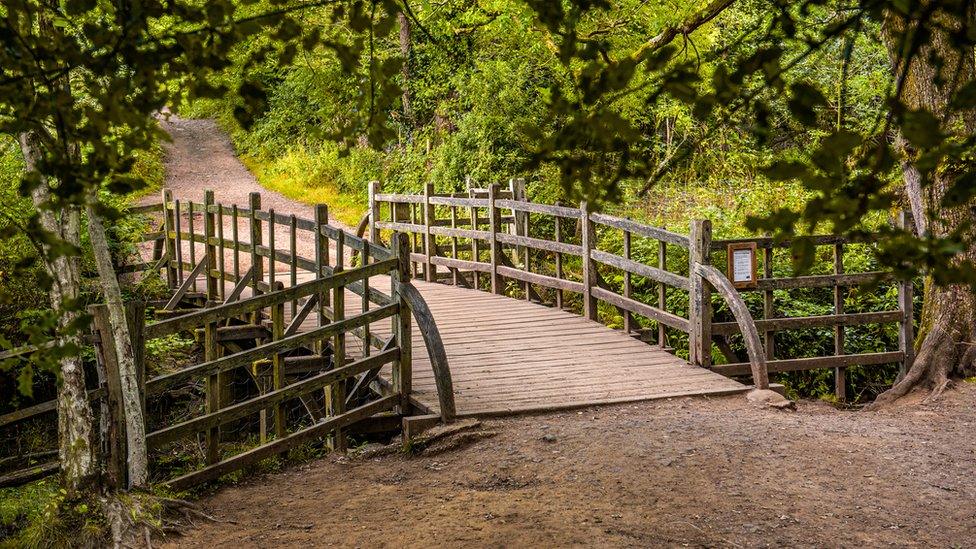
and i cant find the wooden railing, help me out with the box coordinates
[2,190,456,490]
[364,180,915,400]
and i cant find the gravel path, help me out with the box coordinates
[142,115,352,271]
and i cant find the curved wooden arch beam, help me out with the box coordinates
[693,263,770,390]
[398,282,457,421]
[355,211,372,242]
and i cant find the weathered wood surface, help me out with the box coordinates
[280,274,747,417]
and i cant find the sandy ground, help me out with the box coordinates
[164,383,976,548]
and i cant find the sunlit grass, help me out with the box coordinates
[242,150,366,228]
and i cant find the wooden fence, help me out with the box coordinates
[1,190,455,490]
[365,180,914,401]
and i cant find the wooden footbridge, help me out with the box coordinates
[0,182,911,489]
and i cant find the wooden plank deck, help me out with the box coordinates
[278,273,748,418]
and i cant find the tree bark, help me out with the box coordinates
[86,204,148,487]
[19,131,96,496]
[874,5,976,404]
[398,11,414,131]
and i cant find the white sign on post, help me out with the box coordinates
[732,249,753,283]
[726,242,757,289]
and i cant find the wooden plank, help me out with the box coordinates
[145,258,397,339]
[714,351,905,376]
[147,304,399,394]
[164,253,209,310]
[589,212,690,247]
[147,349,398,449]
[590,249,690,290]
[496,265,585,294]
[710,310,904,336]
[494,198,582,219]
[165,395,398,490]
[746,271,894,291]
[590,287,690,332]
[496,232,583,256]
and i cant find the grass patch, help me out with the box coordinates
[242,150,366,228]
[0,480,107,548]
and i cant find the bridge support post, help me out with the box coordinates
[488,184,503,295]
[368,181,381,245]
[581,201,598,321]
[689,219,712,368]
[161,189,178,289]
[203,190,218,303]
[248,192,264,323]
[392,233,413,416]
[423,183,437,283]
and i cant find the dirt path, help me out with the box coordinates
[166,384,976,548]
[142,116,351,269]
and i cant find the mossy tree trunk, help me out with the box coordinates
[875,5,976,404]
[18,131,96,495]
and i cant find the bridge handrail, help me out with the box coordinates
[693,263,769,390]
[363,181,915,396]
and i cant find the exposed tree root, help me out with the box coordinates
[99,492,230,548]
[869,284,976,410]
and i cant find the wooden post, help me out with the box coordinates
[658,240,667,347]
[689,219,713,368]
[217,203,226,302]
[289,214,298,315]
[187,200,197,292]
[450,204,459,286]
[423,183,437,282]
[763,245,775,360]
[898,211,916,379]
[833,242,847,402]
[314,204,329,356]
[488,184,503,294]
[231,205,241,284]
[90,304,125,488]
[581,201,598,321]
[554,202,564,309]
[361,244,371,358]
[267,208,276,295]
[368,180,381,244]
[510,178,529,299]
[248,192,263,312]
[392,232,413,415]
[161,189,178,289]
[272,300,286,439]
[467,178,481,290]
[330,231,347,450]
[623,228,633,333]
[203,190,218,303]
[204,318,220,463]
[173,199,184,285]
[125,302,146,424]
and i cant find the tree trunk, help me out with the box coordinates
[398,11,413,131]
[19,131,96,495]
[874,6,976,404]
[86,204,148,487]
